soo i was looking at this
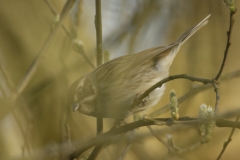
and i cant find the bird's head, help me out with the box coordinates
[68,75,97,115]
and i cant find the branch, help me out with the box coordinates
[134,74,220,112]
[215,4,237,158]
[67,117,190,160]
[88,0,104,160]
[43,0,95,69]
[95,0,103,66]
[0,0,76,121]
[0,60,35,157]
[138,74,212,102]
[66,108,240,160]
[150,71,240,118]
[7,109,239,160]
[215,10,236,80]
[12,110,32,157]
[118,129,136,160]
[147,126,184,158]
[43,0,58,15]
[216,116,240,160]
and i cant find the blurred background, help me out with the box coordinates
[0,0,240,159]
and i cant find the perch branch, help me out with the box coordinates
[135,74,219,112]
[67,108,240,160]
[149,71,240,117]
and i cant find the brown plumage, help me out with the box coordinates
[68,15,210,119]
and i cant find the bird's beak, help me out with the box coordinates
[72,102,80,112]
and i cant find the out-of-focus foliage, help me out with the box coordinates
[0,0,240,160]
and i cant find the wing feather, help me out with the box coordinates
[92,14,210,87]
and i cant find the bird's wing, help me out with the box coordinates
[93,14,210,84]
[92,45,173,85]
[127,45,175,71]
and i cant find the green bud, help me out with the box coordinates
[223,0,237,13]
[169,90,179,120]
[198,104,215,143]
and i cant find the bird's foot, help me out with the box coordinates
[111,119,126,130]
[134,91,148,107]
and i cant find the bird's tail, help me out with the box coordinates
[174,14,210,45]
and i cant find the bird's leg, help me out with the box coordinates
[133,91,149,107]
[110,119,125,130]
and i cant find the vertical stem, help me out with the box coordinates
[88,0,103,160]
[95,0,103,66]
[97,117,103,134]
[95,0,103,136]
[215,12,235,81]
[217,115,240,160]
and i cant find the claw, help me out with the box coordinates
[134,91,148,106]
[111,119,125,130]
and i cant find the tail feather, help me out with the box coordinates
[175,14,210,45]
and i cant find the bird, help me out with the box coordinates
[68,15,210,120]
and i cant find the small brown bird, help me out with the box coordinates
[68,15,210,119]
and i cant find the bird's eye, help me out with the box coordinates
[76,87,83,98]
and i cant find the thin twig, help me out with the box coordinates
[95,0,103,134]
[71,39,95,69]
[58,33,73,159]
[11,110,240,160]
[213,10,236,114]
[43,0,57,15]
[12,110,32,156]
[0,0,76,121]
[67,109,240,160]
[135,74,220,113]
[147,11,236,117]
[147,126,184,158]
[217,116,240,160]
[88,0,103,160]
[213,82,220,111]
[0,55,15,93]
[43,0,95,69]
[149,69,240,117]
[95,0,103,66]
[0,61,32,156]
[138,74,212,103]
[215,12,235,81]
[148,12,240,117]
[118,129,136,160]
[214,9,237,159]
[12,115,240,160]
